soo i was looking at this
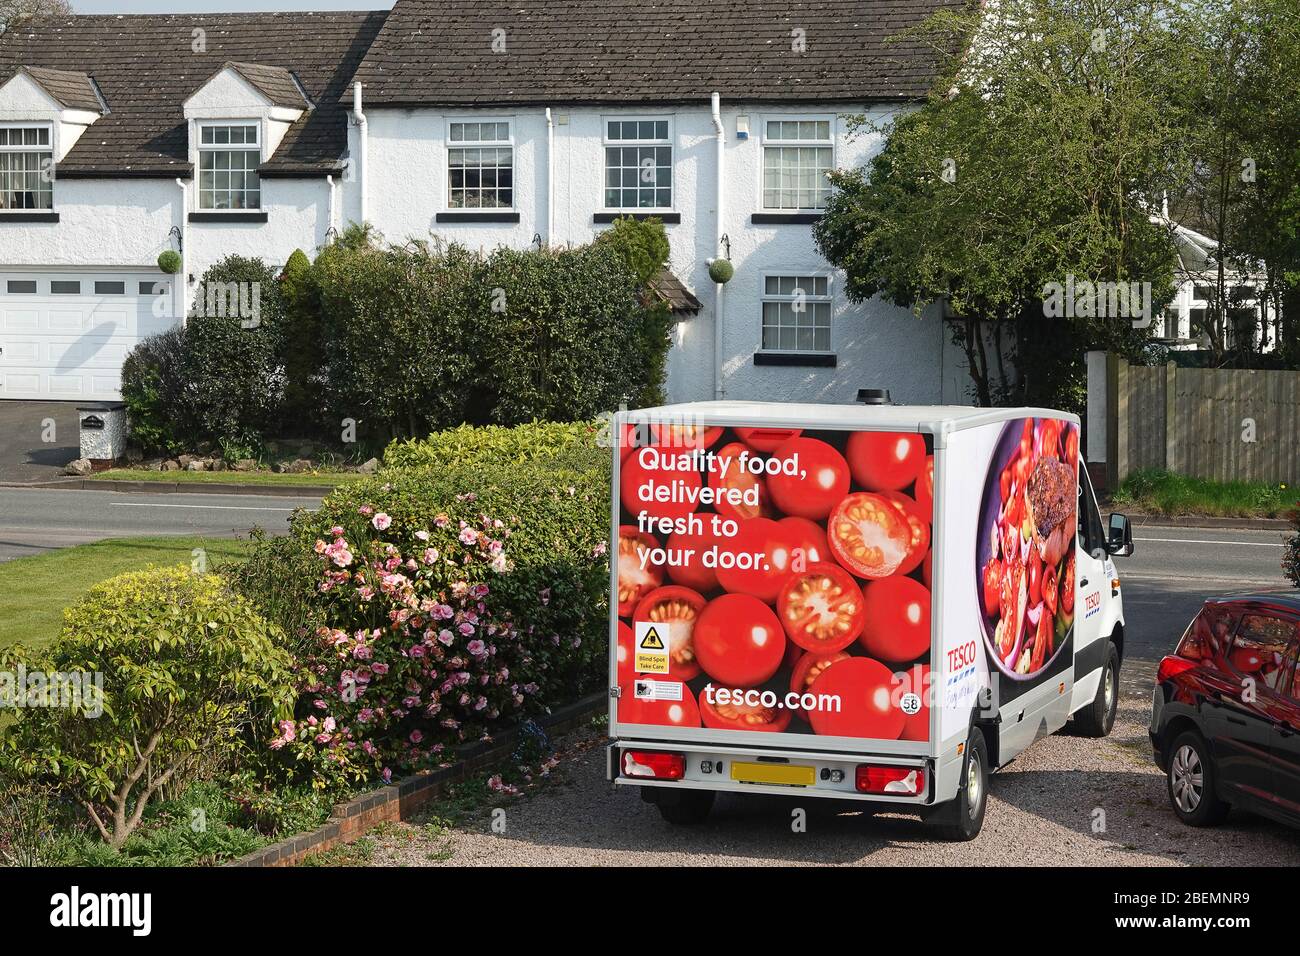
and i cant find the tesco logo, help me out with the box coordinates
[947,640,977,671]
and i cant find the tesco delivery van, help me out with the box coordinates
[605,400,1134,840]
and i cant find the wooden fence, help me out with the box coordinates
[1108,356,1300,485]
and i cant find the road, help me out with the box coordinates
[356,520,1300,868]
[0,487,321,562]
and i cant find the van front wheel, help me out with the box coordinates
[928,728,988,841]
[1074,642,1120,738]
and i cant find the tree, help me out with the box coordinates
[816,0,1188,408]
[0,0,70,35]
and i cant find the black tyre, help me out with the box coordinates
[930,728,988,841]
[1074,641,1120,738]
[644,786,715,825]
[1166,730,1230,827]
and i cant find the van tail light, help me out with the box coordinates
[623,750,685,780]
[855,765,925,795]
[1156,655,1198,684]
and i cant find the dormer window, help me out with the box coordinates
[0,125,53,211]
[198,122,261,210]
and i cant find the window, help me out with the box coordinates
[1229,614,1298,694]
[762,119,833,211]
[604,119,672,210]
[1077,466,1106,554]
[50,280,80,295]
[0,125,53,211]
[139,281,169,296]
[761,275,831,352]
[198,123,261,210]
[5,280,36,294]
[447,120,513,209]
[94,280,125,295]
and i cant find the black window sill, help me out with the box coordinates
[189,212,268,223]
[435,211,521,224]
[0,212,59,223]
[594,212,681,224]
[752,213,823,225]
[753,352,837,368]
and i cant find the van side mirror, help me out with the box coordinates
[1107,513,1134,557]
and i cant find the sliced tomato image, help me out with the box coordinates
[777,562,865,653]
[618,423,638,463]
[617,526,663,618]
[859,576,931,662]
[693,593,786,687]
[709,441,772,521]
[620,448,702,524]
[982,557,1003,618]
[845,431,925,492]
[650,422,723,450]
[790,650,852,699]
[620,683,702,729]
[616,621,635,685]
[914,454,934,514]
[881,491,931,576]
[664,526,721,593]
[894,664,930,742]
[766,436,851,520]
[734,426,801,453]
[700,689,794,733]
[807,657,905,740]
[714,517,797,604]
[632,585,705,681]
[779,516,830,567]
[922,548,932,589]
[827,492,911,579]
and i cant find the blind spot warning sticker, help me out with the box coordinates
[634,621,669,674]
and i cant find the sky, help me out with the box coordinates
[72,0,393,12]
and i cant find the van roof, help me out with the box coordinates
[627,401,1079,434]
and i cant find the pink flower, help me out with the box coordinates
[467,639,487,657]
[409,729,424,744]
[372,662,390,675]
[457,622,475,636]
[372,512,392,531]
[438,629,454,646]
[459,527,478,545]
[414,530,430,542]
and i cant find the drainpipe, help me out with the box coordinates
[710,92,725,400]
[174,177,188,324]
[326,174,337,241]
[352,81,368,225]
[544,107,555,246]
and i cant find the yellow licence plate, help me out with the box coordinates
[730,761,816,787]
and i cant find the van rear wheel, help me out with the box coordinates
[928,728,988,841]
[1074,642,1119,738]
[643,786,715,825]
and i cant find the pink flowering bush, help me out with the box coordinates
[273,507,540,785]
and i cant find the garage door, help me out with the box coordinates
[0,272,179,401]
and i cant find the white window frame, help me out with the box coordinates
[0,122,55,212]
[196,120,262,211]
[602,116,674,212]
[445,118,516,210]
[760,115,835,213]
[759,271,835,355]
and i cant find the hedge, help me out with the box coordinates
[382,419,602,471]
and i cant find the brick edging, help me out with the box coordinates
[228,691,606,867]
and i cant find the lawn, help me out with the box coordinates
[93,468,362,487]
[0,536,252,649]
[1109,469,1297,519]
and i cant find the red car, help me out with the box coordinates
[1151,593,1300,829]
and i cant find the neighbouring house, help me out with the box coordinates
[0,0,976,405]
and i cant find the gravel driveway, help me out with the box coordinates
[336,689,1300,867]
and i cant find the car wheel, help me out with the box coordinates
[1074,642,1120,738]
[929,728,988,841]
[1166,730,1229,827]
[644,786,715,825]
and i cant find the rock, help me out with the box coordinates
[161,459,180,472]
[283,458,315,474]
[125,446,144,465]
[146,461,163,472]
[211,459,228,472]
[358,457,380,475]
[178,454,195,468]
[64,458,93,477]
[233,459,257,472]
[186,460,208,472]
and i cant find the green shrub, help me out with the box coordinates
[382,419,602,471]
[596,215,671,285]
[279,248,325,433]
[120,325,193,453]
[183,255,288,450]
[0,567,296,849]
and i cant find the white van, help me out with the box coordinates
[605,401,1132,840]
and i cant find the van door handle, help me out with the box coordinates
[1226,715,1247,726]
[1079,577,1089,587]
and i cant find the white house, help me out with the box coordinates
[0,1,975,406]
